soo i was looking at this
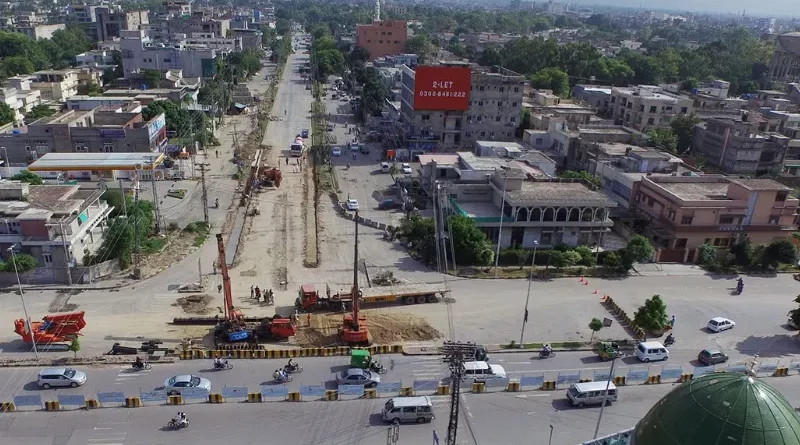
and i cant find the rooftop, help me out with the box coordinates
[653,180,731,201]
[505,181,617,206]
[28,153,166,172]
[417,154,459,166]
[730,178,791,191]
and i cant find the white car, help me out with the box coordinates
[163,374,212,395]
[346,199,359,211]
[332,146,342,156]
[401,163,413,175]
[707,317,735,333]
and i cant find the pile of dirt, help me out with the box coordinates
[293,310,441,347]
[172,295,213,314]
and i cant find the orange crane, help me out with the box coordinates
[14,311,86,344]
[340,211,370,345]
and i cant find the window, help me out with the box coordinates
[43,253,52,263]
[478,101,483,106]
[776,191,788,202]
[649,106,657,113]
[668,210,675,221]
[489,131,495,137]
[476,116,482,123]
[103,144,114,153]
[512,102,517,107]
[421,114,430,121]
[647,118,654,125]
[769,215,780,225]
[479,86,485,91]
[480,131,486,137]
[681,107,688,114]
[674,238,687,249]
[681,216,693,225]
[499,87,504,92]
[495,116,501,122]
[719,216,735,225]
[513,87,519,92]
[510,116,516,123]
[163,58,171,63]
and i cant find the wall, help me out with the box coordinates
[356,20,407,61]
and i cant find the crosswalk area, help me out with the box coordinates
[65,426,128,445]
[114,367,150,385]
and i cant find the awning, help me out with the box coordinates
[234,103,247,109]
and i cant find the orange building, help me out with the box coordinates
[356,20,407,61]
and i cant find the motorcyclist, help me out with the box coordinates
[174,412,187,426]
[287,358,297,371]
[214,357,222,368]
[214,198,219,208]
[133,356,143,369]
[736,277,744,291]
[541,344,552,356]
[665,333,675,344]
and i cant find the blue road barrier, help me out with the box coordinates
[300,386,326,398]
[181,388,210,400]
[556,373,580,385]
[140,390,168,403]
[376,382,402,393]
[413,380,439,392]
[789,362,800,372]
[222,387,248,399]
[626,369,649,381]
[57,394,86,406]
[693,366,714,377]
[520,376,544,387]
[13,395,41,407]
[338,385,364,396]
[593,370,610,382]
[261,386,289,398]
[97,392,125,404]
[727,364,747,373]
[485,378,509,388]
[660,367,683,379]
[758,363,778,374]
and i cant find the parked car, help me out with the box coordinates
[401,163,413,175]
[332,146,342,156]
[337,368,380,387]
[163,374,212,395]
[346,199,359,211]
[707,317,735,333]
[698,349,729,366]
[378,199,400,210]
[38,367,87,389]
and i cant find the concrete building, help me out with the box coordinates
[8,69,81,102]
[230,28,263,50]
[96,7,149,42]
[65,96,143,111]
[769,32,800,82]
[163,1,192,17]
[120,30,217,78]
[571,85,612,115]
[356,20,408,61]
[608,85,693,131]
[525,89,597,131]
[75,50,118,69]
[0,85,42,123]
[447,169,617,249]
[398,63,525,156]
[692,112,788,174]
[0,182,112,284]
[632,176,799,263]
[3,77,42,116]
[11,23,65,40]
[69,4,100,23]
[0,107,167,168]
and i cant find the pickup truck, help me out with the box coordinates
[301,129,309,138]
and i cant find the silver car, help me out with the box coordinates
[38,367,87,389]
[164,374,212,395]
[337,368,381,387]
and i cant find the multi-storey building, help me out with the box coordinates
[11,23,65,40]
[356,20,408,61]
[8,69,82,102]
[608,85,693,131]
[95,7,149,42]
[163,1,192,17]
[398,63,525,156]
[769,32,800,82]
[75,50,118,69]
[230,28,263,50]
[120,30,217,78]
[69,4,99,23]
[632,176,799,263]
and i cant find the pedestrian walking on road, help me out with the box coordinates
[212,262,217,275]
[215,150,219,158]
[306,313,311,327]
[670,315,676,328]
[250,285,255,299]
[285,157,289,165]
[255,286,261,301]
[217,284,222,293]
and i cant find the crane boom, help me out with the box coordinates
[216,233,237,320]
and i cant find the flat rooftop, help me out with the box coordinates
[506,181,616,206]
[452,201,502,219]
[729,178,790,191]
[28,153,165,171]
[418,154,459,166]
[656,181,731,201]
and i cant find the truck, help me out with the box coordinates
[290,136,304,157]
[296,283,450,312]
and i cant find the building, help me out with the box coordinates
[11,23,65,40]
[0,181,112,284]
[120,30,217,78]
[3,77,42,116]
[631,176,799,263]
[0,107,167,168]
[230,28,263,50]
[69,4,100,23]
[8,69,82,102]
[356,20,408,61]
[75,50,118,69]
[398,63,525,156]
[96,7,149,42]
[525,89,597,131]
[692,112,788,174]
[571,85,612,115]
[608,85,693,131]
[769,32,800,82]
[447,169,617,249]
[163,1,192,17]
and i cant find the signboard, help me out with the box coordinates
[299,386,326,398]
[485,378,510,388]
[660,367,683,379]
[627,369,649,381]
[593,370,609,382]
[147,113,166,140]
[693,366,714,377]
[57,394,86,406]
[97,392,126,404]
[413,66,471,111]
[556,373,580,385]
[222,386,248,399]
[13,395,42,407]
[181,388,210,400]
[140,390,167,402]
[100,129,126,139]
[413,380,439,392]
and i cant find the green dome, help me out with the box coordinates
[633,373,800,445]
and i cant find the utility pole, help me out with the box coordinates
[230,122,239,158]
[57,218,73,286]
[493,168,508,276]
[443,341,477,445]
[133,168,141,280]
[385,422,398,445]
[197,163,210,225]
[118,178,127,216]
[148,156,162,234]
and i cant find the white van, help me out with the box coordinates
[567,381,617,407]
[381,162,390,173]
[635,341,669,362]
[462,361,507,382]
[382,396,434,424]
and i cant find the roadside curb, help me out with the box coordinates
[402,342,635,356]
[0,357,177,369]
[178,344,405,360]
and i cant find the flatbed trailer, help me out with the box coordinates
[297,283,450,311]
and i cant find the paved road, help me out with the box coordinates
[2,373,800,445]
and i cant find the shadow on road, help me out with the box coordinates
[734,334,800,358]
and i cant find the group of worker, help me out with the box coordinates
[251,285,274,304]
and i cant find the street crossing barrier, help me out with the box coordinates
[261,386,289,400]
[472,382,485,393]
[140,390,167,403]
[613,376,626,386]
[647,375,661,384]
[247,392,262,403]
[507,381,520,392]
[377,382,402,394]
[44,401,60,411]
[693,366,714,377]
[557,372,580,386]
[13,395,42,408]
[679,374,693,382]
[593,370,611,382]
[727,364,748,374]
[758,363,778,375]
[0,402,15,412]
[413,380,439,393]
[287,392,301,401]
[180,388,210,400]
[299,386,326,400]
[324,390,338,401]
[207,393,223,403]
[400,387,413,396]
[184,345,403,359]
[520,376,544,388]
[84,399,99,409]
[436,385,450,395]
[125,397,142,408]
[57,395,85,408]
[168,395,183,405]
[337,385,365,397]
[541,381,556,390]
[626,369,649,382]
[364,389,377,398]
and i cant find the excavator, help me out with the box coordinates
[339,212,371,345]
[14,311,86,344]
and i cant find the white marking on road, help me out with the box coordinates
[93,428,112,430]
[506,362,532,365]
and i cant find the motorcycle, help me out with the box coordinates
[168,417,189,429]
[283,363,303,373]
[664,336,675,347]
[539,350,556,359]
[132,361,152,371]
[369,360,388,375]
[213,360,233,370]
[273,372,293,383]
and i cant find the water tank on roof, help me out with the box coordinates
[692,88,698,95]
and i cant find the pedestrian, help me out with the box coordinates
[285,157,289,165]
[670,315,676,328]
[215,150,219,158]
[217,284,222,293]
[250,284,254,299]
[255,286,261,299]
[524,309,528,324]
[212,262,217,275]
[306,313,311,327]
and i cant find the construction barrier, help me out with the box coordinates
[400,387,413,396]
[472,382,485,393]
[364,389,377,399]
[287,392,301,401]
[775,367,789,377]
[44,401,60,411]
[613,376,626,386]
[541,381,556,390]
[507,381,520,392]
[0,402,15,412]
[247,393,262,403]
[680,374,694,383]
[647,375,661,384]
[324,390,338,401]
[84,399,99,409]
[125,397,142,408]
[168,395,183,405]
[436,385,450,395]
[208,394,224,404]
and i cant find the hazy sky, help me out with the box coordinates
[569,0,797,16]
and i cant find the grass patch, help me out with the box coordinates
[184,221,210,247]
[142,237,167,254]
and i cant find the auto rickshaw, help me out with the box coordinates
[350,349,388,374]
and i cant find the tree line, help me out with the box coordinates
[0,26,92,79]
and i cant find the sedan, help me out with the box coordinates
[698,349,729,366]
[337,368,380,387]
[707,317,735,333]
[401,163,413,175]
[332,146,342,157]
[164,374,212,395]
[346,199,359,211]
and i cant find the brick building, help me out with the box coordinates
[356,20,408,61]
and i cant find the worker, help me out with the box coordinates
[255,286,261,300]
[250,285,254,299]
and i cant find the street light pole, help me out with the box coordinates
[593,357,617,439]
[9,245,38,359]
[519,240,538,347]
[493,168,508,277]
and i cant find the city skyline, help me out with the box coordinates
[565,0,796,17]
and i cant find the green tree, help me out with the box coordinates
[550,250,580,269]
[399,215,436,264]
[633,295,670,334]
[477,48,503,67]
[11,170,43,185]
[602,251,623,271]
[573,245,596,267]
[646,128,678,154]
[529,67,569,96]
[3,253,38,273]
[449,215,493,266]
[404,35,437,64]
[730,239,755,267]
[697,243,718,267]
[359,67,389,118]
[670,114,700,153]
[761,239,798,268]
[102,189,133,218]
[27,104,55,120]
[0,102,15,125]
[68,337,80,358]
[142,69,162,88]
[559,170,600,188]
[0,55,35,76]
[85,81,102,96]
[588,317,603,342]
[623,235,655,264]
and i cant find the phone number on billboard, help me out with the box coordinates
[418,91,466,98]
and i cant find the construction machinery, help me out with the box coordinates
[296,282,449,312]
[14,311,86,344]
[172,234,296,347]
[340,211,370,345]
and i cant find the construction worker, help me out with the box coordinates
[250,285,254,299]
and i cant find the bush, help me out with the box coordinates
[761,239,798,268]
[0,253,39,273]
[573,245,596,267]
[602,251,623,271]
[589,317,603,342]
[730,239,755,267]
[697,243,718,267]
[633,295,669,333]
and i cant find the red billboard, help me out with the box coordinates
[413,66,471,111]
